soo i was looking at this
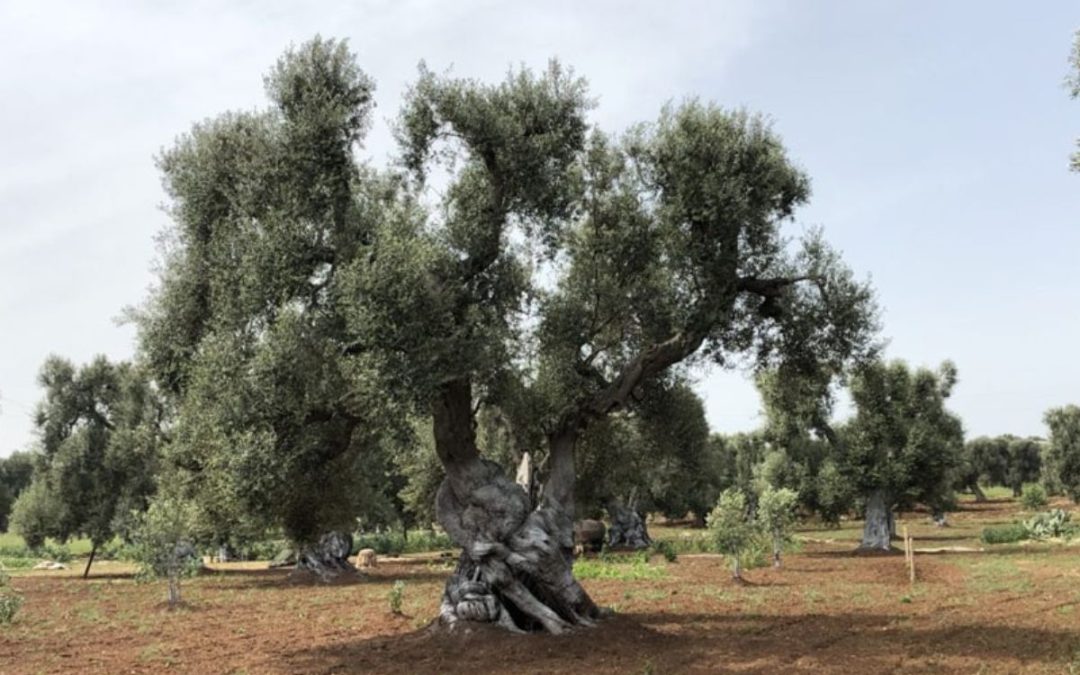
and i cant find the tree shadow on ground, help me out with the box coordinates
[283,611,1079,674]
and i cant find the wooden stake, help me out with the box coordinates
[903,526,915,584]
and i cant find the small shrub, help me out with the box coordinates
[651,540,678,562]
[1021,484,1049,510]
[354,530,453,556]
[0,593,21,625]
[0,564,22,625]
[573,557,667,581]
[981,523,1028,544]
[41,542,72,563]
[388,580,405,614]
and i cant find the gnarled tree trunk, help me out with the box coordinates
[294,531,355,581]
[433,380,602,634]
[606,494,651,550]
[971,481,988,502]
[858,489,895,551]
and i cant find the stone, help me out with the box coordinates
[573,519,606,553]
[356,548,377,568]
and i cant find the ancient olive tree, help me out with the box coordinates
[137,38,408,577]
[842,360,964,550]
[144,37,876,631]
[1043,405,1080,502]
[0,451,34,532]
[11,356,161,576]
[1003,437,1043,497]
[957,436,1003,502]
[959,435,1042,499]
[352,67,877,632]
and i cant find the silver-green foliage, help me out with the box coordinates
[707,489,758,578]
[843,360,965,514]
[388,579,405,614]
[130,493,201,607]
[755,486,799,563]
[1020,483,1048,510]
[1044,405,1080,503]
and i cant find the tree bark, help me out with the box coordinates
[82,542,97,579]
[606,497,651,550]
[167,572,180,608]
[432,379,602,633]
[294,531,355,581]
[858,489,895,551]
[971,482,988,502]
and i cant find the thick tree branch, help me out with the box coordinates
[737,274,821,298]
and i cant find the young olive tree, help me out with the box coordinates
[707,489,758,581]
[131,492,200,608]
[756,486,799,568]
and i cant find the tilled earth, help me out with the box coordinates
[3,500,1079,674]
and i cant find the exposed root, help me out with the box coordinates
[435,460,603,634]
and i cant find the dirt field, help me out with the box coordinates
[3,497,1080,674]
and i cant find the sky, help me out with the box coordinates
[1,1,1078,456]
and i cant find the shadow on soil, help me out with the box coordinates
[284,612,1078,674]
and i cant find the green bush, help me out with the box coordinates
[354,530,454,556]
[237,539,287,561]
[1020,484,1049,510]
[40,542,71,563]
[650,540,678,562]
[0,544,30,559]
[0,564,22,625]
[981,523,1029,544]
[388,580,405,614]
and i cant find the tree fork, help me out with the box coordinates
[432,381,601,633]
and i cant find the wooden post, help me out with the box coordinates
[903,526,915,584]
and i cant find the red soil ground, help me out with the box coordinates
[2,499,1079,673]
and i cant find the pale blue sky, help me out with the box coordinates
[1,1,1078,456]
